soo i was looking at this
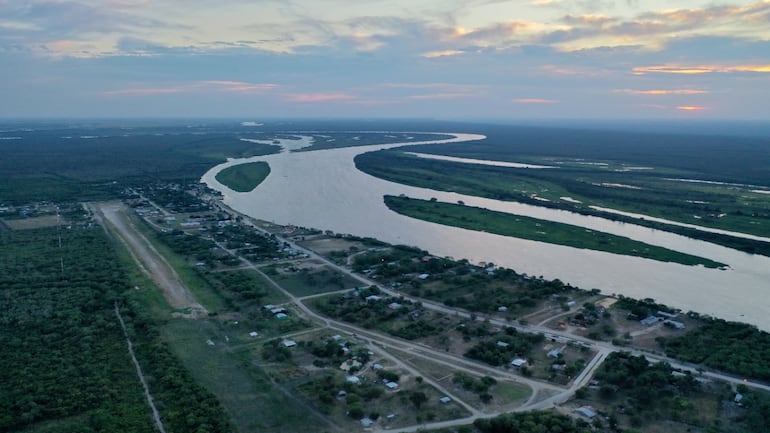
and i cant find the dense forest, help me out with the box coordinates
[473,410,593,433]
[0,226,232,432]
[659,319,770,382]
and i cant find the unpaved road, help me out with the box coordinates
[92,202,207,317]
[115,302,167,433]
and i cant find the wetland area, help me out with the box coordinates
[202,130,770,331]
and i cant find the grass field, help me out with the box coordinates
[272,266,361,297]
[160,319,332,433]
[216,161,271,192]
[384,195,725,268]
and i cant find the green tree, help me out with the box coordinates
[409,391,428,409]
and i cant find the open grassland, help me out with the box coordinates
[160,319,332,433]
[385,195,724,268]
[270,265,362,297]
[215,161,271,193]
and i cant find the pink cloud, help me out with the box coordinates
[201,81,279,93]
[513,98,559,104]
[103,80,279,96]
[284,92,356,103]
[614,89,708,95]
[408,93,474,100]
[102,87,184,96]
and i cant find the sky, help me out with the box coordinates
[1,0,769,119]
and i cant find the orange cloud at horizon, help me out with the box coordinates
[677,105,706,111]
[513,98,559,104]
[615,89,708,95]
[634,64,770,75]
[421,50,465,58]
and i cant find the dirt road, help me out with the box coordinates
[92,202,207,318]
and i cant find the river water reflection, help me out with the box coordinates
[202,133,770,331]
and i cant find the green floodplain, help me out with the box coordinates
[384,195,725,268]
[355,128,770,256]
[215,161,271,192]
[3,119,770,433]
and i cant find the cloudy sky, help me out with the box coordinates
[1,0,769,119]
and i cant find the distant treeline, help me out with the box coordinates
[407,122,770,187]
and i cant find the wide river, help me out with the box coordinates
[202,133,770,331]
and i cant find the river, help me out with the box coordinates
[201,133,770,331]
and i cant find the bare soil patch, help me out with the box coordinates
[298,237,364,255]
[93,202,207,318]
[3,215,62,230]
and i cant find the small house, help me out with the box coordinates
[547,349,561,358]
[439,396,452,404]
[360,417,374,427]
[511,358,527,367]
[663,319,685,329]
[658,310,679,319]
[346,376,361,385]
[576,406,597,418]
[640,316,661,326]
[385,381,399,390]
[281,339,297,348]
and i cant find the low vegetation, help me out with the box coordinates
[356,146,770,255]
[215,161,271,192]
[385,195,724,268]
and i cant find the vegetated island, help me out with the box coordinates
[357,149,770,257]
[215,161,271,192]
[384,195,725,268]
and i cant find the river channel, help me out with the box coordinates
[202,133,770,331]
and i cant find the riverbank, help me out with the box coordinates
[200,131,770,331]
[384,195,725,268]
